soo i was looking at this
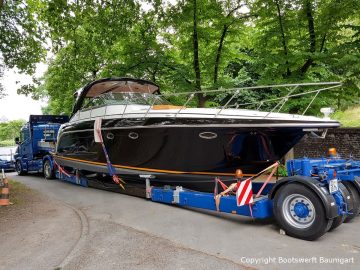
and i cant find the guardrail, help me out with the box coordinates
[159,82,342,118]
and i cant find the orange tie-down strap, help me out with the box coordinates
[215,182,238,211]
[151,105,184,110]
[214,162,279,211]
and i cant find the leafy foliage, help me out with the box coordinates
[0,0,46,94]
[1,0,359,119]
[228,0,360,114]
[0,119,25,142]
[333,106,360,127]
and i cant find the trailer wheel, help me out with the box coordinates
[328,214,346,231]
[15,160,26,176]
[43,159,55,179]
[273,183,333,241]
[329,182,350,230]
[343,182,360,222]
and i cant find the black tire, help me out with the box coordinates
[15,160,26,176]
[329,214,346,231]
[343,182,360,222]
[329,182,349,230]
[43,159,55,179]
[273,183,333,241]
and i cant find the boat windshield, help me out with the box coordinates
[81,92,170,109]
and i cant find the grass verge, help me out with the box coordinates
[1,180,31,205]
[333,106,360,127]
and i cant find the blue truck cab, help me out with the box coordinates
[14,115,69,177]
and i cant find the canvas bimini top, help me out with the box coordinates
[71,77,160,116]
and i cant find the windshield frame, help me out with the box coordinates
[72,77,160,116]
[80,91,170,111]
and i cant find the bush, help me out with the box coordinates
[332,106,360,127]
[0,139,15,147]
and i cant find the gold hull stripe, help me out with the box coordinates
[53,155,255,177]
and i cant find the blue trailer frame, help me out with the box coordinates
[150,185,274,219]
[49,152,360,241]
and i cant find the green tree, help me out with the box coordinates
[0,0,46,95]
[161,0,252,106]
[228,0,360,114]
[25,0,143,114]
[11,0,359,116]
[0,119,25,141]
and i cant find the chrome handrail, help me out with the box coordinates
[143,98,158,119]
[153,82,342,118]
[79,82,343,120]
[159,82,342,118]
[175,94,195,117]
[215,90,240,117]
[231,84,341,108]
[159,81,341,97]
[277,85,299,113]
[263,85,299,118]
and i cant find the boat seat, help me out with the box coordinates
[151,105,184,110]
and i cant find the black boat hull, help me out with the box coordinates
[55,119,306,191]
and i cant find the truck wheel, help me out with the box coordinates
[15,160,26,176]
[343,182,360,222]
[43,159,55,179]
[273,183,333,241]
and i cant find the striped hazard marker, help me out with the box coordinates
[236,179,253,207]
[0,170,10,206]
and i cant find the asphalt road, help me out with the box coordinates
[7,173,360,270]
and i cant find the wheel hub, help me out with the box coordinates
[282,194,316,229]
[45,163,50,174]
[293,202,310,218]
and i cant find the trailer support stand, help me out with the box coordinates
[141,175,155,199]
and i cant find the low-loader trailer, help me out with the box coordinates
[51,148,360,241]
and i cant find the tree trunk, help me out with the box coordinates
[197,93,207,107]
[213,7,251,85]
[92,70,97,80]
[319,33,326,53]
[213,25,228,85]
[193,0,203,107]
[299,0,316,75]
[275,0,291,77]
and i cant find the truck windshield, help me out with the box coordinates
[82,92,170,110]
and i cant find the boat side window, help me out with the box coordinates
[146,94,170,105]
[105,92,169,105]
[80,92,170,110]
[81,96,106,110]
[81,98,91,110]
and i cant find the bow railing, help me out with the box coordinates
[157,82,342,118]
